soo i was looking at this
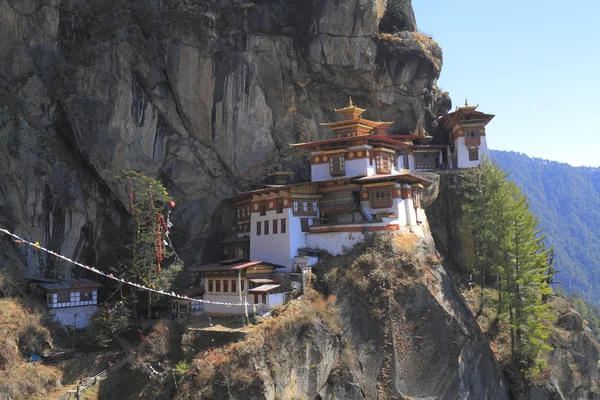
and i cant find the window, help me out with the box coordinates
[57,292,70,303]
[260,201,266,216]
[301,218,309,232]
[241,280,245,292]
[329,154,345,176]
[469,148,479,161]
[256,221,261,236]
[414,153,437,170]
[208,280,213,292]
[223,279,228,293]
[231,280,237,293]
[369,189,393,209]
[272,219,278,234]
[80,291,93,301]
[191,301,202,310]
[46,294,53,304]
[281,219,287,234]
[475,130,480,136]
[264,220,269,235]
[215,280,221,292]
[376,153,392,174]
[276,200,283,214]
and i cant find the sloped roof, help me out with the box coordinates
[38,278,103,292]
[247,284,281,293]
[355,173,431,185]
[187,260,265,273]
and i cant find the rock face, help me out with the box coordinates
[0,0,450,274]
[178,230,511,399]
[527,298,600,400]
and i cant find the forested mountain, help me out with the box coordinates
[491,150,600,305]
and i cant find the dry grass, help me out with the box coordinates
[177,289,342,397]
[0,298,64,399]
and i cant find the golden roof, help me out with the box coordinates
[334,97,366,119]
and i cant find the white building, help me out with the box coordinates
[437,102,494,169]
[32,278,103,328]
[190,100,495,315]
[188,260,284,315]
[223,100,432,272]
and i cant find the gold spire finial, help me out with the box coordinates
[465,98,469,107]
[348,96,353,107]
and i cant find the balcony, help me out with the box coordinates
[464,136,481,146]
[319,196,356,216]
[369,198,393,209]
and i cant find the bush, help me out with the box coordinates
[84,303,131,347]
[175,360,191,377]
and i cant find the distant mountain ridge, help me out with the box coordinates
[490,150,600,305]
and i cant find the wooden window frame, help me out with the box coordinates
[80,291,93,301]
[223,279,229,293]
[215,280,221,293]
[259,201,266,216]
[329,154,345,176]
[57,292,70,303]
[369,189,393,209]
[469,148,479,161]
[272,219,278,234]
[300,218,310,232]
[256,221,261,235]
[375,153,392,174]
[264,220,269,235]
[208,279,213,292]
[281,219,287,234]
[415,153,436,170]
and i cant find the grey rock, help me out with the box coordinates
[0,0,449,273]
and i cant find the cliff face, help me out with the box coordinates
[178,230,511,400]
[0,0,450,275]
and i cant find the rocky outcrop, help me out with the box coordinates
[0,0,450,274]
[179,231,510,399]
[527,298,600,400]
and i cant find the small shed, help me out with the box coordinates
[171,287,204,318]
[33,278,103,328]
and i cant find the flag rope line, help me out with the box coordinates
[0,228,250,307]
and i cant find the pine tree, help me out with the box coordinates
[462,161,555,374]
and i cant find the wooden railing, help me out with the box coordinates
[369,199,393,209]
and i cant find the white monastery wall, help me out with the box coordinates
[250,208,306,272]
[203,294,284,315]
[267,293,285,308]
[345,158,372,177]
[305,231,365,255]
[50,305,97,328]
[456,137,489,168]
[407,154,415,170]
[203,294,250,314]
[311,163,330,181]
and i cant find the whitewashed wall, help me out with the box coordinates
[455,137,489,168]
[250,208,297,271]
[50,305,97,328]
[305,231,365,255]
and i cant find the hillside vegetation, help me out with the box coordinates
[491,150,600,305]
[0,299,63,399]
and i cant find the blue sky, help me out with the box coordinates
[413,0,600,167]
